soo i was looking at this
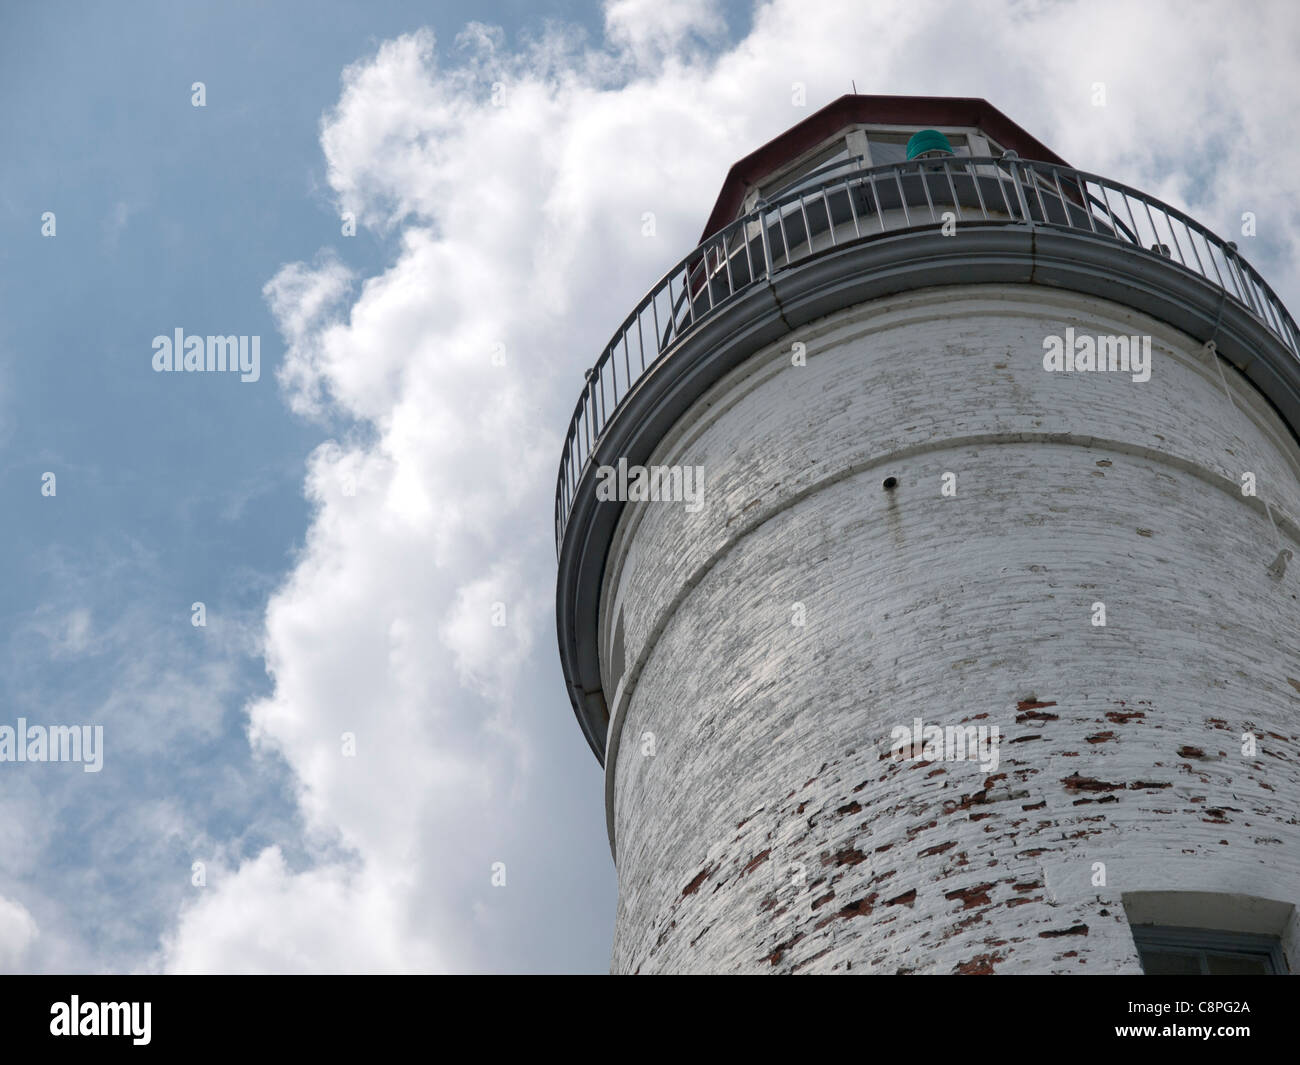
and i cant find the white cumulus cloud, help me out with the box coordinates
[159,0,1300,973]
[0,895,38,971]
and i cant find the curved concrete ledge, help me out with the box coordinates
[555,222,1300,765]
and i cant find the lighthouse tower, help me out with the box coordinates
[555,96,1300,974]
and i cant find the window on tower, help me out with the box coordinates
[1122,891,1296,975]
[1131,926,1287,974]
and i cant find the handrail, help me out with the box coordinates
[554,155,1300,555]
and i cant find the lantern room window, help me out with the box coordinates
[741,126,1014,216]
[756,141,855,203]
[867,131,971,165]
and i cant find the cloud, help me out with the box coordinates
[0,528,295,972]
[158,0,1300,973]
[27,606,95,658]
[605,0,726,69]
[0,895,38,971]
[161,847,434,974]
[262,254,356,418]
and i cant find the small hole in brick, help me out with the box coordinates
[882,476,898,490]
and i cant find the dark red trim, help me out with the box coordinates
[699,95,1069,241]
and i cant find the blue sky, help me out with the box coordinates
[0,0,1296,973]
[0,0,637,974]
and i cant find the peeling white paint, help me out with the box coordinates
[600,285,1300,974]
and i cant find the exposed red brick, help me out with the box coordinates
[789,946,833,973]
[944,791,989,813]
[945,882,996,909]
[1061,773,1123,793]
[836,894,878,920]
[765,932,806,966]
[682,867,711,896]
[955,952,1003,975]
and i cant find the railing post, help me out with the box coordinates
[1009,155,1034,227]
[760,205,775,279]
[1222,241,1258,316]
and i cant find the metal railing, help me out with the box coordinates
[555,154,1300,554]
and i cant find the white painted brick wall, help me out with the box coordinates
[601,285,1300,974]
